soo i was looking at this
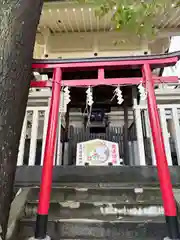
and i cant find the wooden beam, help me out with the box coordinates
[30,76,178,88]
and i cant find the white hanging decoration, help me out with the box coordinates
[138,82,147,101]
[115,86,124,105]
[60,87,71,113]
[86,87,94,106]
[64,86,71,104]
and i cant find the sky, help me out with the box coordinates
[163,36,180,77]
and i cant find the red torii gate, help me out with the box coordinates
[31,52,180,240]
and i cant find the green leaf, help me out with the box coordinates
[76,0,178,39]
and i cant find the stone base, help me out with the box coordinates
[164,237,180,240]
[28,236,51,240]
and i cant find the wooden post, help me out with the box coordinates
[134,107,146,165]
[123,89,129,165]
[65,106,70,165]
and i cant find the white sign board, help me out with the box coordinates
[76,139,122,166]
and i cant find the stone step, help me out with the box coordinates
[18,185,178,240]
[19,216,168,240]
[24,202,164,220]
[27,187,163,205]
[14,166,180,187]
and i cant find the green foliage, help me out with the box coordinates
[78,0,180,39]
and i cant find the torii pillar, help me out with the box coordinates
[143,63,180,240]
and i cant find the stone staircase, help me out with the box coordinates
[16,185,171,240]
[12,166,180,240]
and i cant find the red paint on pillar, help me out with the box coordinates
[143,63,177,216]
[37,68,62,215]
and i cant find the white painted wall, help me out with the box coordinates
[34,31,149,59]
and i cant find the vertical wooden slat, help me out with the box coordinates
[56,113,62,166]
[17,113,28,166]
[119,127,122,151]
[85,128,88,141]
[132,141,138,165]
[107,127,110,141]
[53,131,57,166]
[123,102,129,165]
[80,128,83,142]
[29,109,39,166]
[128,142,133,165]
[40,108,49,165]
[171,107,180,165]
[134,108,146,165]
[159,107,173,166]
[69,126,74,165]
[144,110,156,165]
[64,142,69,166]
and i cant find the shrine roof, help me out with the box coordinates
[38,1,180,36]
[33,50,180,69]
